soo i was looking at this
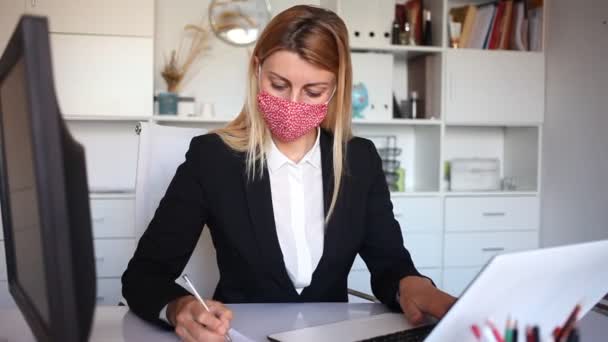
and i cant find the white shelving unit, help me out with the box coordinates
[320,0,546,298]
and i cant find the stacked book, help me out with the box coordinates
[448,0,543,51]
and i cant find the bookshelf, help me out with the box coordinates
[320,0,546,298]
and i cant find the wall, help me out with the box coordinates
[541,0,608,246]
[0,0,25,53]
[154,0,319,118]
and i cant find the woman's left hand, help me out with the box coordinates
[398,276,457,325]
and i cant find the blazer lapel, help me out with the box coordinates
[320,130,335,216]
[242,165,297,295]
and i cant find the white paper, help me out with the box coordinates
[228,329,256,342]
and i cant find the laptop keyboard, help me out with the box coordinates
[357,324,435,342]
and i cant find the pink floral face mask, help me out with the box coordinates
[257,65,335,142]
[257,91,334,142]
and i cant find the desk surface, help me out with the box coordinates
[1,303,607,341]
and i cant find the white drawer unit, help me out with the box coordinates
[0,280,13,308]
[403,233,443,268]
[445,196,539,231]
[96,278,123,306]
[352,232,442,271]
[93,239,135,278]
[442,267,482,297]
[392,197,442,232]
[444,231,539,268]
[0,242,6,281]
[90,198,136,238]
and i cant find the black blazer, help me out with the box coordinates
[121,129,425,328]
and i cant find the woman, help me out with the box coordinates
[122,5,456,341]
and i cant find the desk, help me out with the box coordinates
[1,303,607,341]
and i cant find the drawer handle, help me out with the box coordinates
[93,217,106,223]
[482,247,505,252]
[95,257,105,263]
[96,296,105,301]
[482,212,506,217]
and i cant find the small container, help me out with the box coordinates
[202,103,215,118]
[400,22,412,45]
[391,20,401,45]
[399,99,412,118]
[423,10,433,46]
[410,91,419,119]
[157,92,178,115]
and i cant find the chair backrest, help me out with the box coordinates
[134,122,218,299]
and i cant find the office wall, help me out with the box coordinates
[0,0,24,53]
[154,0,319,118]
[541,0,608,246]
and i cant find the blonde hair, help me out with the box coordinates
[214,5,353,221]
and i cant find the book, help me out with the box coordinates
[461,5,478,47]
[450,5,477,48]
[487,1,506,49]
[467,3,497,49]
[406,0,423,45]
[527,0,544,51]
[510,0,529,51]
[498,0,514,49]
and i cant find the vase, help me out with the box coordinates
[158,92,178,115]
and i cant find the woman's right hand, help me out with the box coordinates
[167,295,233,342]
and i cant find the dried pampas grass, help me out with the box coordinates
[161,22,212,93]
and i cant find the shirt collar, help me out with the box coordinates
[266,128,321,172]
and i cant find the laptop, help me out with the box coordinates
[268,239,608,342]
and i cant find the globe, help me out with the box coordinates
[352,83,369,119]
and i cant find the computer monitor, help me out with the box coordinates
[0,16,96,341]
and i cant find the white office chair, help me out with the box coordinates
[134,122,219,300]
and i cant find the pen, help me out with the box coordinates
[472,324,482,340]
[566,328,579,342]
[182,275,233,342]
[481,325,499,342]
[553,327,561,342]
[532,326,540,342]
[555,304,581,342]
[487,320,505,342]
[505,318,513,342]
[525,326,533,342]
